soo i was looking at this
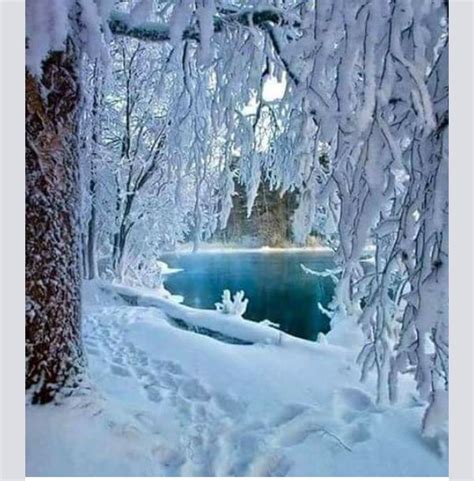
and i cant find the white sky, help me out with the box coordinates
[241,74,287,116]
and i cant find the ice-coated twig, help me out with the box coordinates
[215,289,249,317]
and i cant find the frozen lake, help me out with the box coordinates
[162,250,335,341]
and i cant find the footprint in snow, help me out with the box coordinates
[269,402,313,427]
[249,449,293,476]
[151,359,186,376]
[133,365,152,380]
[110,364,131,377]
[333,387,376,424]
[112,355,125,365]
[157,372,179,391]
[162,360,184,376]
[133,411,161,433]
[84,338,98,348]
[171,395,192,417]
[224,431,263,476]
[335,387,375,413]
[136,353,148,367]
[144,385,163,403]
[180,379,211,402]
[86,347,100,357]
[125,342,137,353]
[213,392,247,417]
[151,444,185,471]
[344,421,371,445]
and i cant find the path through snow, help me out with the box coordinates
[82,305,349,476]
[26,281,447,476]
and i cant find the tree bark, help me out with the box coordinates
[25,40,85,404]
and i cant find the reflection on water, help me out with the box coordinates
[162,251,335,341]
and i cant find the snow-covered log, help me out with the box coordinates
[103,283,281,345]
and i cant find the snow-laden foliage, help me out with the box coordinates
[215,290,249,317]
[80,33,231,279]
[80,38,191,281]
[27,0,448,436]
[26,0,112,75]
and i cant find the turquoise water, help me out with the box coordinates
[162,251,335,341]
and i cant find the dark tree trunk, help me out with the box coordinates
[25,40,85,404]
[85,174,98,280]
[85,126,98,280]
[86,194,97,279]
[85,66,102,280]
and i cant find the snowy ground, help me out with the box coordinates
[26,280,447,476]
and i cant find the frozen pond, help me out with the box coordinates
[162,250,335,341]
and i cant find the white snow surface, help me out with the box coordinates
[26,280,447,476]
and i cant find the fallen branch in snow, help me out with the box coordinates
[316,426,353,453]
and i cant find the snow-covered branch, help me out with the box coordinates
[108,7,297,44]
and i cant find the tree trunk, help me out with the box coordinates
[25,40,85,404]
[85,66,102,280]
[85,168,98,279]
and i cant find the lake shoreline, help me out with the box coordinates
[163,243,376,255]
[164,245,336,255]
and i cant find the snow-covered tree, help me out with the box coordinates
[26,0,111,403]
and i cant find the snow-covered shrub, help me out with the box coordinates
[215,290,248,317]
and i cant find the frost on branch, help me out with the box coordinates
[215,290,249,317]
